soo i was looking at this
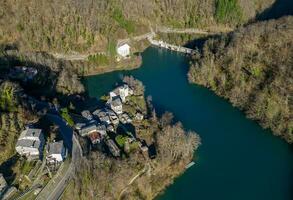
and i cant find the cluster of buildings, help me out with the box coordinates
[76,84,147,157]
[15,126,66,165]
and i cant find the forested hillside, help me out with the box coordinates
[0,81,38,164]
[189,16,293,143]
[0,0,274,54]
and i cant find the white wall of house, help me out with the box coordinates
[48,153,64,163]
[15,146,40,156]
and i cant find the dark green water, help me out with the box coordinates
[83,47,293,200]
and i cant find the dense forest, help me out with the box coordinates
[0,0,274,54]
[189,16,293,143]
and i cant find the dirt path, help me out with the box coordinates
[118,163,150,199]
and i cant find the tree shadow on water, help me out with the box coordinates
[257,0,293,21]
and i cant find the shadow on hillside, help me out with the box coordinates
[0,154,19,184]
[183,34,222,51]
[257,0,293,21]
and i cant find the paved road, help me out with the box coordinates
[35,115,82,200]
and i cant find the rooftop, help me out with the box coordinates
[19,128,42,139]
[79,123,97,136]
[16,139,41,148]
[47,141,64,155]
[111,97,122,107]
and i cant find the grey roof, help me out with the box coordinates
[105,139,120,157]
[16,139,41,148]
[79,123,97,136]
[47,141,64,155]
[111,97,122,107]
[92,109,102,116]
[20,128,42,139]
[97,124,106,131]
[81,110,93,120]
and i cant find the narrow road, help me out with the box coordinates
[35,115,82,200]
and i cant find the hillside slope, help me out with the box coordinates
[0,0,274,54]
[189,16,293,143]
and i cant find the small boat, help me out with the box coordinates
[185,161,195,169]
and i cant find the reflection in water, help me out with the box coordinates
[84,47,293,200]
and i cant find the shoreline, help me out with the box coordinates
[82,55,142,77]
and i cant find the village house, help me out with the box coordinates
[93,109,111,125]
[107,109,119,125]
[119,112,132,124]
[79,123,107,144]
[79,123,98,137]
[96,124,107,136]
[81,110,93,121]
[46,141,67,164]
[0,174,7,197]
[88,132,101,144]
[135,112,144,121]
[107,124,115,132]
[108,97,123,114]
[15,127,45,159]
[117,43,130,58]
[105,139,121,157]
[109,84,133,103]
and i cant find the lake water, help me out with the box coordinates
[83,47,293,200]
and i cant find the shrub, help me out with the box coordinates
[215,0,243,24]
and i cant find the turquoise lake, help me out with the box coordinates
[83,47,293,200]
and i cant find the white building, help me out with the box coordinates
[117,43,130,58]
[109,84,133,103]
[15,128,45,159]
[46,141,66,164]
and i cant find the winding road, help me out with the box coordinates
[35,114,82,200]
